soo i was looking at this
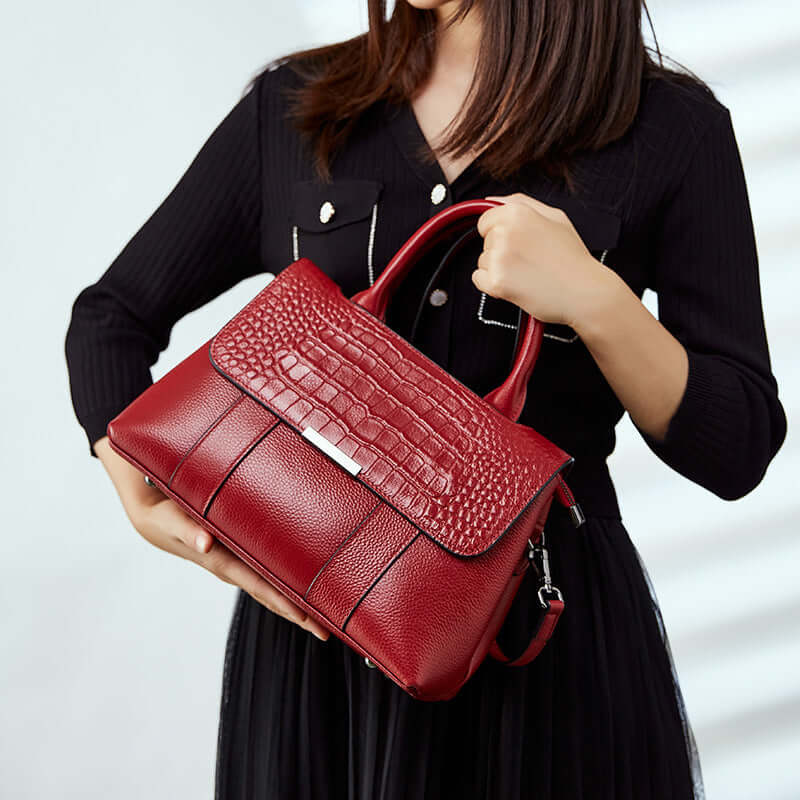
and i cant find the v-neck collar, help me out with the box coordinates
[383,96,486,198]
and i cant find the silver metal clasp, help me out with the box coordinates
[301,425,362,476]
[527,531,564,608]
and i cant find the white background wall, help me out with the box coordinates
[1,1,797,797]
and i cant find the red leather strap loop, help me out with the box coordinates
[488,597,563,667]
[350,199,543,423]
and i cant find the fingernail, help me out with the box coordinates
[195,533,208,552]
[313,630,328,641]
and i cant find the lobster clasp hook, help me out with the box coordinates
[527,531,564,609]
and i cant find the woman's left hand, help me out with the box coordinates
[474,192,617,330]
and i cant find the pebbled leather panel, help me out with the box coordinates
[205,421,378,596]
[303,502,418,629]
[345,489,548,700]
[107,342,242,485]
[210,258,572,557]
[168,394,279,515]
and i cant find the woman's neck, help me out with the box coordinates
[433,2,482,74]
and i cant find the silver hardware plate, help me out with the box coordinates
[301,425,362,476]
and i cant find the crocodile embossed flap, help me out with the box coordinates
[209,258,573,557]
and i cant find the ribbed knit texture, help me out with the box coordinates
[65,71,264,454]
[632,108,785,499]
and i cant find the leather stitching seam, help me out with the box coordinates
[167,393,245,490]
[201,418,280,518]
[341,531,421,633]
[302,499,383,602]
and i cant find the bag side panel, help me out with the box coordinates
[343,487,556,701]
[465,490,557,675]
[106,342,243,486]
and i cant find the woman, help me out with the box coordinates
[65,1,787,798]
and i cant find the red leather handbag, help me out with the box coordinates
[106,198,585,702]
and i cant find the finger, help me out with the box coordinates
[207,544,330,640]
[241,590,330,642]
[219,555,304,624]
[489,191,567,224]
[479,226,495,253]
[482,226,512,256]
[243,586,331,642]
[482,194,509,212]
[476,204,508,238]
[471,266,492,297]
[149,504,329,640]
[149,499,214,554]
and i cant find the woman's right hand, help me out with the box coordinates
[93,435,331,641]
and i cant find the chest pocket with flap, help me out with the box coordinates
[289,178,384,298]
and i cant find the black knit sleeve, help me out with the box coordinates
[634,106,787,500]
[65,72,267,457]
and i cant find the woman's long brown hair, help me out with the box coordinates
[245,0,712,193]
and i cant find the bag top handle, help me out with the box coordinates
[350,198,543,423]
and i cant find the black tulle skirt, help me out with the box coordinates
[213,469,705,800]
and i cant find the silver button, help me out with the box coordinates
[429,288,448,307]
[430,183,447,205]
[319,200,335,223]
